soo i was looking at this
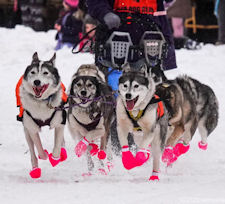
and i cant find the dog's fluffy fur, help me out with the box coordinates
[156,75,219,146]
[117,63,169,174]
[67,64,115,171]
[19,52,66,169]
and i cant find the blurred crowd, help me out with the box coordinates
[0,0,224,50]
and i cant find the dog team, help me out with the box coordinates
[15,52,219,180]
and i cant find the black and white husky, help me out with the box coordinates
[18,52,67,179]
[117,64,169,181]
[67,64,115,175]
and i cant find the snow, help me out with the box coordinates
[0,25,225,204]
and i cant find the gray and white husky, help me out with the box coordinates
[67,64,115,174]
[117,63,169,181]
[18,52,67,178]
[155,74,219,165]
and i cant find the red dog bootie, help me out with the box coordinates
[89,143,99,156]
[174,141,190,157]
[122,145,137,170]
[60,147,67,162]
[198,141,208,150]
[149,171,159,181]
[162,146,177,165]
[98,150,106,160]
[135,148,150,166]
[75,137,89,157]
[29,167,41,179]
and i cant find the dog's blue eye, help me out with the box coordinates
[43,72,48,75]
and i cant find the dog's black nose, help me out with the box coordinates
[81,90,87,96]
[125,93,132,100]
[34,80,41,86]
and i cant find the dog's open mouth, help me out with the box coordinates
[33,84,49,98]
[80,96,91,104]
[126,96,139,111]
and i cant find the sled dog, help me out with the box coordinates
[154,74,219,165]
[16,52,67,178]
[67,64,115,173]
[117,63,169,181]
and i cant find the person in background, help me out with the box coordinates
[215,0,225,45]
[167,0,202,50]
[20,0,47,31]
[78,14,98,53]
[87,0,177,71]
[55,0,83,50]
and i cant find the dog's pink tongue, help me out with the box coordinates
[34,87,42,96]
[126,100,135,111]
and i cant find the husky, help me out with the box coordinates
[116,63,170,181]
[67,64,115,174]
[16,52,67,179]
[154,73,219,165]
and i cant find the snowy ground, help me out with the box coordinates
[0,26,225,204]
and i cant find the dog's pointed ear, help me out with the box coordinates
[49,53,56,66]
[139,63,148,77]
[32,52,39,63]
[122,63,131,73]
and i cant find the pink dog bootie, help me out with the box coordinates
[149,171,159,181]
[122,145,137,170]
[135,148,150,166]
[198,141,208,150]
[29,167,41,179]
[174,141,190,157]
[60,147,67,162]
[89,143,99,156]
[98,150,106,160]
[75,137,89,157]
[48,153,61,167]
[162,146,177,165]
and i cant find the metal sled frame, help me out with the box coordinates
[106,31,133,68]
[140,31,166,66]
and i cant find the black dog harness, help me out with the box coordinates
[25,109,66,128]
[73,113,102,131]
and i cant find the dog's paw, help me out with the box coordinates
[162,146,177,165]
[198,141,208,150]
[122,146,137,170]
[89,143,99,156]
[29,167,41,179]
[75,137,89,157]
[174,141,190,157]
[135,148,150,166]
[98,150,106,160]
[60,147,67,162]
[48,153,61,167]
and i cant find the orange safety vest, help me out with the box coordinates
[114,0,157,15]
[16,75,68,120]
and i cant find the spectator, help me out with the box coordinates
[78,14,98,53]
[215,0,225,45]
[167,0,202,49]
[20,0,47,31]
[55,0,83,50]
